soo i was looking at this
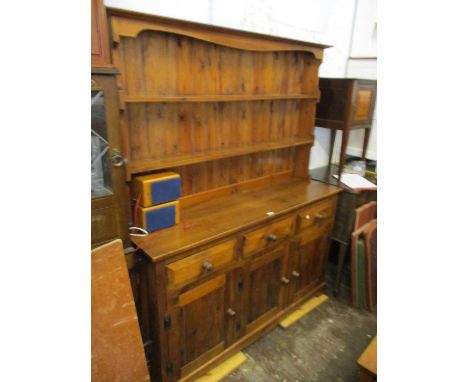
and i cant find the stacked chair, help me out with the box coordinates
[351,201,377,312]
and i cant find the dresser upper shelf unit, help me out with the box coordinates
[109,6,326,206]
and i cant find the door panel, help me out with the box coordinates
[182,287,224,365]
[290,234,330,302]
[244,245,289,332]
[167,274,229,379]
[248,259,280,323]
[352,80,377,125]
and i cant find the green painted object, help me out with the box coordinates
[355,238,367,309]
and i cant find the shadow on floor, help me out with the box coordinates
[223,267,376,382]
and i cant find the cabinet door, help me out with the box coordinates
[243,245,289,333]
[166,274,231,380]
[91,75,129,248]
[352,80,377,125]
[289,230,330,303]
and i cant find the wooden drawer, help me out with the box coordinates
[243,216,295,257]
[166,239,237,290]
[296,219,333,246]
[298,197,335,232]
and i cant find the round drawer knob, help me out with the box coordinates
[315,213,325,221]
[226,308,236,317]
[281,277,290,285]
[265,233,277,242]
[305,214,311,220]
[292,270,300,278]
[202,261,214,271]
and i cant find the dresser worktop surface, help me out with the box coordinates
[132,178,341,262]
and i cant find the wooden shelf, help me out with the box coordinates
[125,93,318,104]
[128,137,313,176]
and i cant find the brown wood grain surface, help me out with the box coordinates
[91,0,113,68]
[111,20,320,183]
[166,239,236,290]
[91,240,149,382]
[244,245,289,333]
[290,234,329,302]
[132,178,340,262]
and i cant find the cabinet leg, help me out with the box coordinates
[338,129,349,181]
[333,242,348,297]
[361,128,371,159]
[328,129,336,170]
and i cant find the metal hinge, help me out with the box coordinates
[237,280,244,291]
[164,315,171,330]
[166,362,173,374]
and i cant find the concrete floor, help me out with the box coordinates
[223,265,377,382]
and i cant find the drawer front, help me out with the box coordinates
[243,216,295,257]
[298,197,336,232]
[166,239,237,290]
[296,219,333,247]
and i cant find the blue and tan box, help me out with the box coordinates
[138,201,180,233]
[133,172,181,208]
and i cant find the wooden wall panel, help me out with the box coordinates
[119,32,319,98]
[125,100,304,163]
[168,148,294,197]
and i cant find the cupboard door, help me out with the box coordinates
[243,245,289,333]
[352,80,377,125]
[166,274,230,380]
[289,233,330,302]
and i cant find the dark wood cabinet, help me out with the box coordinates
[91,74,129,248]
[316,78,377,179]
[310,164,377,296]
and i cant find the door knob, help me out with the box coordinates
[226,308,236,317]
[202,261,214,271]
[111,148,126,167]
[281,277,290,284]
[315,213,325,222]
[292,270,300,278]
[265,233,277,242]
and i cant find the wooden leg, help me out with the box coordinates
[328,129,336,169]
[361,128,371,159]
[338,129,349,181]
[333,242,348,297]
